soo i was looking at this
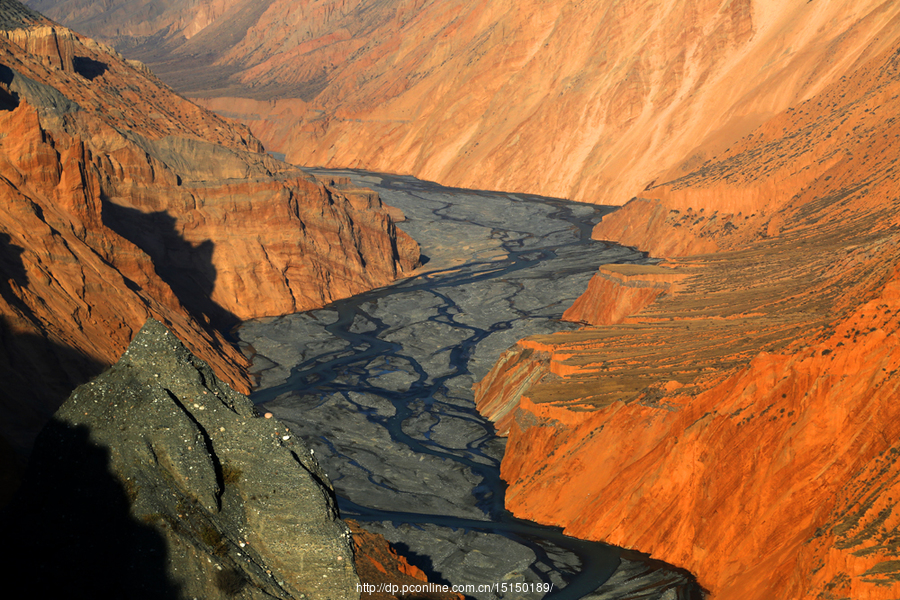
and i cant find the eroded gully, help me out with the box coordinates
[238,171,701,600]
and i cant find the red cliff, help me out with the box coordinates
[561,264,687,326]
[348,520,463,600]
[476,30,900,600]
[0,2,417,467]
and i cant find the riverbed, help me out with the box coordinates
[238,171,700,599]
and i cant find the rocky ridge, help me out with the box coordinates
[6,318,358,599]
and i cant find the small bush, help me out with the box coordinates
[123,478,139,503]
[214,568,245,596]
[222,463,243,485]
[199,524,229,557]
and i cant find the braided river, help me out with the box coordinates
[239,171,700,600]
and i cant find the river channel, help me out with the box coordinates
[238,171,700,600]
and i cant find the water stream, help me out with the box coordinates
[238,171,699,599]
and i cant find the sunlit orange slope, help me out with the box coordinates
[476,30,900,600]
[29,0,900,205]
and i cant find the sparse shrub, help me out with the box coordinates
[123,478,139,503]
[199,524,229,557]
[215,568,245,596]
[222,463,243,485]
[142,512,182,533]
[141,513,162,525]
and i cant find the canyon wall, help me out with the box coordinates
[26,0,900,206]
[0,1,416,466]
[476,34,900,600]
[0,2,431,596]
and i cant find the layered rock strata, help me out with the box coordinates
[5,319,358,599]
[475,29,900,600]
[561,264,687,327]
[29,0,900,205]
[0,0,417,462]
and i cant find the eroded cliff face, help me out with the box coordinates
[348,520,464,600]
[593,8,900,258]
[27,0,900,207]
[475,30,900,600]
[0,1,417,464]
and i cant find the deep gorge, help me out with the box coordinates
[239,170,702,599]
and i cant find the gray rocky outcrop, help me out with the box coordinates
[4,319,357,599]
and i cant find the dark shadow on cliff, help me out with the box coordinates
[0,316,107,503]
[618,548,709,599]
[0,64,14,86]
[0,232,33,323]
[383,540,457,590]
[3,420,182,599]
[101,198,241,332]
[73,56,108,81]
[0,85,18,111]
[0,65,20,111]
[0,235,107,503]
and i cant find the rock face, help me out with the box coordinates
[348,520,464,600]
[475,35,900,600]
[27,0,900,205]
[592,10,900,258]
[5,319,358,599]
[0,0,417,462]
[561,264,687,327]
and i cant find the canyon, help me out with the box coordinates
[239,170,702,599]
[0,0,416,467]
[0,1,424,597]
[5,0,900,599]
[26,0,900,205]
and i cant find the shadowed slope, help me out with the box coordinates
[5,319,359,599]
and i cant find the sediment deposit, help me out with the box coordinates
[240,170,701,599]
